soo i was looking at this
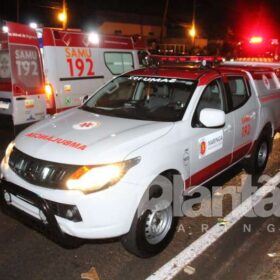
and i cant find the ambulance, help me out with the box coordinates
[0,21,146,128]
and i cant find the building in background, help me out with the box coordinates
[94,10,209,54]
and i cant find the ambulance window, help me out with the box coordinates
[104,52,134,75]
[0,50,11,81]
[227,76,249,110]
[138,51,148,66]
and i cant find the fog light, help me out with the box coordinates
[3,191,11,204]
[66,209,74,219]
[39,210,48,224]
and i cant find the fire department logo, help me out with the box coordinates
[73,121,100,130]
[200,141,207,156]
[262,75,270,90]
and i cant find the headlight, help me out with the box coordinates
[3,141,15,165]
[66,157,140,193]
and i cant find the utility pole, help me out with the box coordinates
[191,0,196,46]
[16,0,20,22]
[160,0,169,43]
[62,0,67,29]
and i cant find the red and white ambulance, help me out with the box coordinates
[0,22,146,128]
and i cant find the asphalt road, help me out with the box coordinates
[0,127,279,280]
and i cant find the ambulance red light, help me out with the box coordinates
[2,26,8,33]
[179,57,187,62]
[29,22,38,29]
[88,32,99,45]
[249,36,263,44]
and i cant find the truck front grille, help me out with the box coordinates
[8,148,77,189]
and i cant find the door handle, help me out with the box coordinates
[223,124,232,133]
[249,112,256,119]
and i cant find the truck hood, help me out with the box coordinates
[15,108,174,165]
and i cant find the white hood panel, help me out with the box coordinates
[15,109,173,165]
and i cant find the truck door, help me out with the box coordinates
[7,22,46,125]
[225,75,258,162]
[189,78,234,186]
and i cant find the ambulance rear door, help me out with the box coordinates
[7,22,46,125]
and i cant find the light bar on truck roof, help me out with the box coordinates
[235,57,274,63]
[152,55,224,63]
[147,55,224,68]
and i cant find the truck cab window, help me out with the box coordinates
[227,76,249,110]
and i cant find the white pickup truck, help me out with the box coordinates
[1,56,280,257]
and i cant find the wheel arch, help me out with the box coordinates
[259,122,273,153]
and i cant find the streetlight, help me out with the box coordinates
[58,0,67,29]
[190,0,196,45]
[58,12,67,23]
[189,26,196,38]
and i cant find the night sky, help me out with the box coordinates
[1,0,280,39]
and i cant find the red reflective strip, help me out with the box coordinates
[189,154,232,187]
[232,142,252,162]
[186,142,253,189]
[0,82,12,91]
[261,93,280,103]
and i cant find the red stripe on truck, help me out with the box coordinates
[261,93,280,103]
[186,142,252,189]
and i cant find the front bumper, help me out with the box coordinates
[0,179,84,243]
[0,163,141,240]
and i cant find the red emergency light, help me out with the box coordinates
[249,36,263,44]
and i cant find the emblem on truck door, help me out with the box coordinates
[198,130,224,159]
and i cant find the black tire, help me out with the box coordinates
[121,176,177,258]
[244,135,270,175]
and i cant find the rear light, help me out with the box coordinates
[44,83,55,110]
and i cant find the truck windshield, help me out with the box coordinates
[81,76,197,122]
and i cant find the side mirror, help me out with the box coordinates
[199,108,225,128]
[82,95,89,103]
